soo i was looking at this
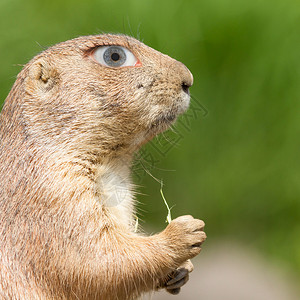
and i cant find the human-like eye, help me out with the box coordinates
[93,46,138,68]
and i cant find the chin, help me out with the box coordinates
[147,111,177,138]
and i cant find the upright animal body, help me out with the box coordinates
[0,34,206,299]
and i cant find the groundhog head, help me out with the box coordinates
[19,34,193,157]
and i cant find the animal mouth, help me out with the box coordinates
[148,94,190,135]
[152,111,176,127]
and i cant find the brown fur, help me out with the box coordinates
[0,34,206,299]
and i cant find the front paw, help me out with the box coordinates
[163,215,206,263]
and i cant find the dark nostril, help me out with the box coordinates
[182,82,190,95]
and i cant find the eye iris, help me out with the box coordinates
[103,46,126,67]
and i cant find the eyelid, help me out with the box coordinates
[92,45,142,68]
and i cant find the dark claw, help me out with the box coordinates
[167,268,188,286]
[166,287,181,295]
[166,274,189,290]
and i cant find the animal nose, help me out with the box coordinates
[182,82,191,95]
[177,62,193,95]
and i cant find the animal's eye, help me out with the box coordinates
[93,46,138,68]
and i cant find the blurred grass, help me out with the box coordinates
[1,0,300,277]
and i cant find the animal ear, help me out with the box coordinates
[27,59,60,93]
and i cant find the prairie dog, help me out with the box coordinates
[0,34,206,299]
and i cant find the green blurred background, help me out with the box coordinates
[1,0,299,284]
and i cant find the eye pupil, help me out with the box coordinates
[111,53,120,61]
